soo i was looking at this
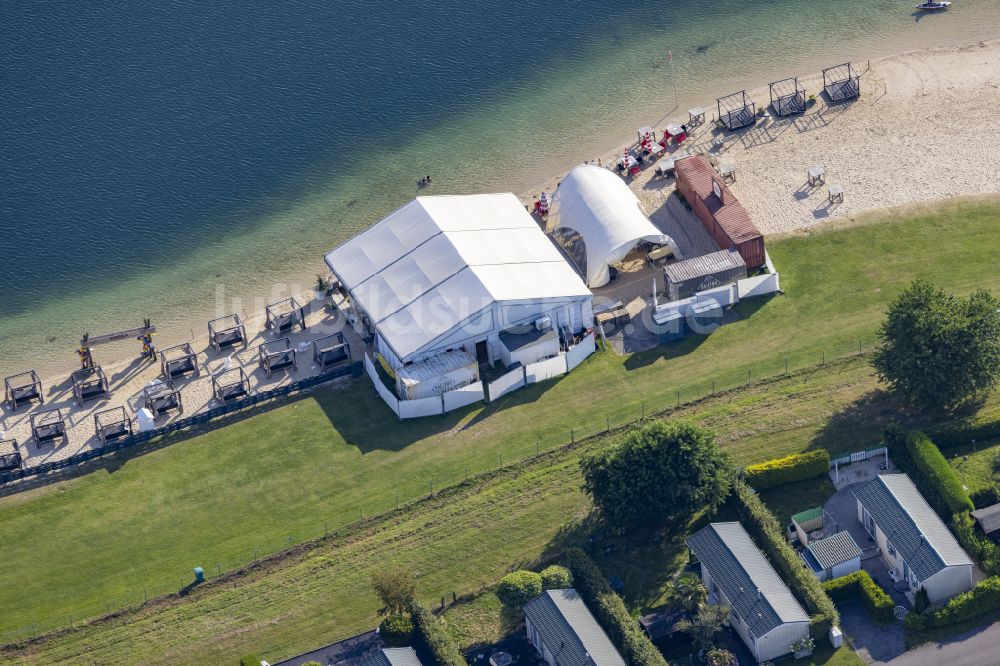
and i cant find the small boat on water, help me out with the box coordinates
[914,1,951,10]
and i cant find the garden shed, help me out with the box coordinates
[674,156,765,269]
[803,531,862,581]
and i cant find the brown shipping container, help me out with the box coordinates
[674,155,765,268]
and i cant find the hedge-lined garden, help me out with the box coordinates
[823,571,895,624]
[561,548,668,666]
[905,576,1000,633]
[730,481,839,638]
[745,450,830,490]
[412,602,466,666]
[904,432,974,514]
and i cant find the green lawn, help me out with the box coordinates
[1,198,999,658]
[3,357,996,664]
[948,436,1000,498]
[760,476,839,528]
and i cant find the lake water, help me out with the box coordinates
[2,0,998,377]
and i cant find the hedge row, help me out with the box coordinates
[823,571,895,624]
[929,404,1000,448]
[904,431,974,516]
[731,481,839,638]
[745,450,830,490]
[951,513,1000,577]
[905,576,1000,632]
[411,602,465,666]
[560,548,668,666]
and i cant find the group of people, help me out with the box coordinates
[417,175,433,187]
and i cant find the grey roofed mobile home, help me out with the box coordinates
[663,248,747,301]
[687,522,809,664]
[853,474,973,603]
[523,589,626,666]
[360,648,424,666]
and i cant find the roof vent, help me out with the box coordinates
[757,588,761,600]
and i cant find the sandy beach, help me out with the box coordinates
[533,40,1000,239]
[3,40,1000,472]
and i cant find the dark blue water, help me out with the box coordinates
[1,1,994,375]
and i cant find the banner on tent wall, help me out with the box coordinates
[488,367,526,402]
[525,355,567,384]
[566,333,596,372]
[443,382,485,411]
[366,353,401,417]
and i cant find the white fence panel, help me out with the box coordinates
[697,284,738,307]
[566,333,596,372]
[488,367,526,402]
[398,396,445,419]
[443,382,485,411]
[738,273,781,299]
[365,354,400,417]
[525,355,568,384]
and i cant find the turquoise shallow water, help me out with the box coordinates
[1,0,998,377]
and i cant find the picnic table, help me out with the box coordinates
[688,106,705,125]
[596,308,630,327]
[719,163,736,183]
[807,165,826,187]
[654,149,690,177]
[828,184,844,204]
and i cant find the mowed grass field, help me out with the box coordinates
[4,358,914,665]
[1,197,999,656]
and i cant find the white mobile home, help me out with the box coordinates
[523,589,626,666]
[324,194,593,400]
[687,522,810,664]
[854,474,973,604]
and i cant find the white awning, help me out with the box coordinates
[547,165,680,287]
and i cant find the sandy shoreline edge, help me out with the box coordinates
[3,39,999,445]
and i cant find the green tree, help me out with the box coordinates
[668,574,707,613]
[579,421,732,531]
[496,570,543,607]
[871,280,1000,408]
[371,569,416,616]
[676,602,730,652]
[914,586,930,614]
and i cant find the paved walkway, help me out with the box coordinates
[880,621,1000,666]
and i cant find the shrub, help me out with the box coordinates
[745,450,830,490]
[379,613,414,647]
[239,656,261,666]
[905,576,1000,632]
[561,548,668,666]
[411,602,465,666]
[371,569,417,616]
[302,662,323,666]
[496,570,543,608]
[905,431,974,515]
[914,587,930,615]
[730,481,839,637]
[705,647,738,666]
[823,571,894,624]
[540,564,573,590]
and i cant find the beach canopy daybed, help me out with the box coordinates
[142,379,184,416]
[265,297,307,335]
[94,406,133,445]
[716,91,756,130]
[258,337,297,378]
[313,332,351,370]
[4,370,43,411]
[769,77,806,116]
[822,63,861,103]
[213,367,250,403]
[31,408,68,446]
[160,342,200,379]
[0,439,22,471]
[546,164,680,287]
[208,314,248,354]
[71,366,109,406]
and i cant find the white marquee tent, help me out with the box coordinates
[547,164,680,288]
[325,194,593,369]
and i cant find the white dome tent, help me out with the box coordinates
[547,164,680,288]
